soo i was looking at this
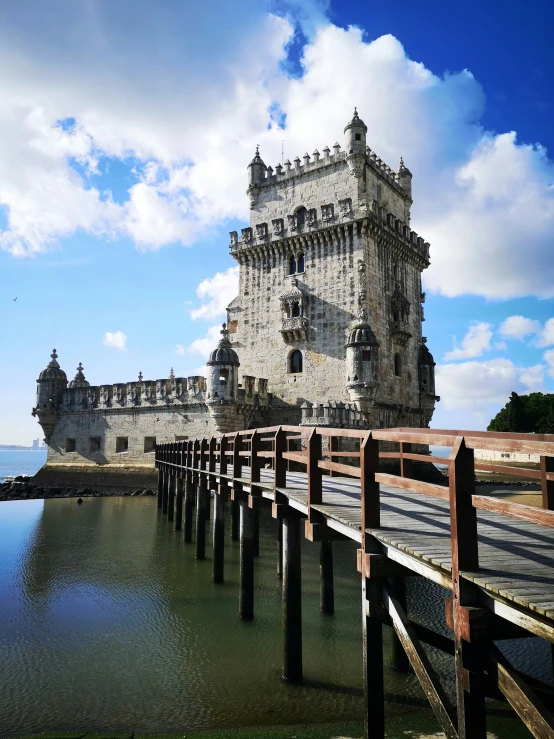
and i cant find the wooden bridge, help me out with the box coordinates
[154,425,554,739]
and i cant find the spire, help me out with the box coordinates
[138,371,143,382]
[48,349,60,368]
[68,361,90,388]
[169,367,175,380]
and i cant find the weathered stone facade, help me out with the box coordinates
[32,109,438,481]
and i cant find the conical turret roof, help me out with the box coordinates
[344,107,367,133]
[346,309,379,347]
[38,349,68,383]
[68,362,90,388]
[207,324,240,366]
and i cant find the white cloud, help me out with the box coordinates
[174,344,185,355]
[536,318,554,348]
[188,324,223,359]
[434,357,546,429]
[0,8,552,304]
[190,266,240,320]
[444,321,492,360]
[498,315,542,339]
[544,350,554,379]
[103,330,127,351]
[494,341,507,350]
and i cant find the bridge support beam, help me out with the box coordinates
[195,479,207,559]
[239,498,254,619]
[362,576,385,739]
[277,517,283,579]
[253,506,260,557]
[390,577,409,672]
[162,471,169,514]
[283,513,303,682]
[168,474,175,522]
[320,540,334,615]
[157,470,163,509]
[183,477,194,543]
[213,486,226,583]
[175,477,183,530]
[205,489,211,521]
[231,498,239,541]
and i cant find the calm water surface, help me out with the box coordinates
[0,494,551,736]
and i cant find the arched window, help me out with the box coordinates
[289,350,303,374]
[394,353,402,377]
[291,302,300,318]
[289,254,297,275]
[296,207,307,228]
[297,252,305,273]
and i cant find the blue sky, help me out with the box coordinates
[0,0,553,444]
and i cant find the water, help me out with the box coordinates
[0,450,47,483]
[0,495,550,736]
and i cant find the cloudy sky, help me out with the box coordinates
[0,0,552,444]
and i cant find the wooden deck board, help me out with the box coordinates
[194,463,554,622]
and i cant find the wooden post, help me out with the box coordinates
[541,455,554,510]
[320,540,334,614]
[277,517,283,579]
[449,437,486,739]
[231,499,239,540]
[196,476,207,560]
[201,438,210,521]
[360,432,385,739]
[213,485,226,583]
[307,429,323,510]
[175,477,184,530]
[400,441,412,479]
[157,468,163,509]
[253,507,260,557]
[162,469,169,514]
[282,512,302,682]
[239,498,254,620]
[389,577,409,672]
[274,427,287,492]
[232,433,242,541]
[168,470,175,522]
[329,435,339,477]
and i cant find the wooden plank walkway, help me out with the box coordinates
[233,466,554,623]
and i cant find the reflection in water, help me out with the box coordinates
[0,497,551,737]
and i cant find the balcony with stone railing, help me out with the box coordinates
[390,319,412,345]
[281,316,309,343]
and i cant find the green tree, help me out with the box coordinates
[488,392,554,433]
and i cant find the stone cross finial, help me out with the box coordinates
[354,107,358,117]
[77,362,84,372]
[169,367,175,380]
[51,349,58,360]
[138,371,143,382]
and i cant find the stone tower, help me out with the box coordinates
[32,350,68,440]
[228,108,439,429]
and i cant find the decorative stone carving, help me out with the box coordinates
[272,218,284,236]
[339,198,352,216]
[321,203,334,222]
[288,214,298,231]
[390,289,412,345]
[256,222,268,240]
[229,231,238,248]
[241,227,252,244]
[307,208,317,227]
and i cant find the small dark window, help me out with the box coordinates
[66,438,76,452]
[355,133,361,141]
[219,369,229,384]
[362,350,371,361]
[297,207,307,227]
[289,350,303,374]
[144,436,156,453]
[89,437,101,452]
[116,436,129,453]
[291,302,300,318]
[394,353,402,377]
[289,254,297,275]
[297,252,305,273]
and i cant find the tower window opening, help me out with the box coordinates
[362,350,371,361]
[355,133,361,141]
[289,254,297,275]
[296,207,307,228]
[291,302,300,318]
[116,436,129,453]
[66,438,76,453]
[144,436,156,453]
[219,369,229,384]
[297,252,305,273]
[289,350,303,374]
[394,353,402,377]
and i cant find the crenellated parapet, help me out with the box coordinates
[301,400,371,429]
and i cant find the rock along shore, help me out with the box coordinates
[0,475,156,502]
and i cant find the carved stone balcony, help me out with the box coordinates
[281,316,309,343]
[390,320,412,345]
